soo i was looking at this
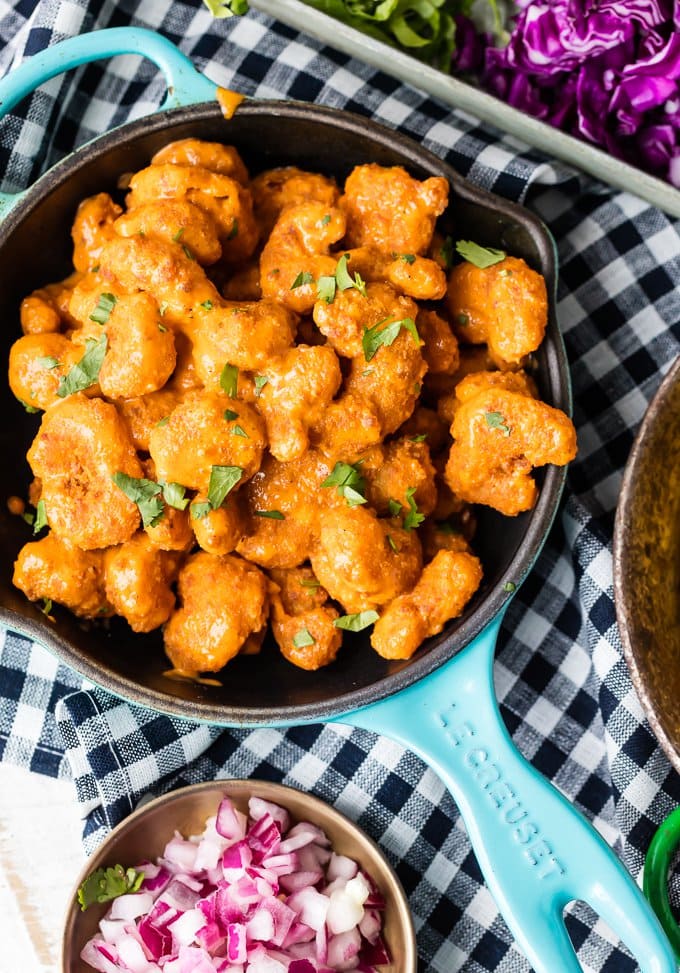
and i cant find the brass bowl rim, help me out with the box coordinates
[60,778,417,972]
[614,353,680,775]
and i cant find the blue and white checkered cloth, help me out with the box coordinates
[1,2,680,970]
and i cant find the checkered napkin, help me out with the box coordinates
[1,1,680,970]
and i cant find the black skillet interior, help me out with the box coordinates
[0,102,570,724]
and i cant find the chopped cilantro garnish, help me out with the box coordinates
[254,509,285,520]
[77,865,144,912]
[291,271,314,290]
[111,472,164,528]
[89,293,117,325]
[362,316,419,362]
[387,534,398,552]
[18,398,40,414]
[207,465,243,509]
[224,409,239,421]
[322,461,367,507]
[191,502,211,520]
[156,416,170,427]
[504,581,517,593]
[221,362,239,399]
[321,214,331,226]
[335,253,367,296]
[387,499,403,517]
[398,253,416,264]
[316,275,337,304]
[232,424,249,438]
[403,487,425,531]
[409,434,427,442]
[182,244,194,261]
[160,481,189,511]
[333,610,379,632]
[293,628,315,648]
[228,218,239,240]
[485,411,511,437]
[299,578,321,589]
[254,375,268,396]
[159,302,169,317]
[37,356,60,369]
[457,313,470,327]
[440,236,454,269]
[200,300,214,310]
[157,322,168,333]
[172,228,185,242]
[57,335,107,398]
[455,240,507,269]
[33,499,47,535]
[39,598,52,616]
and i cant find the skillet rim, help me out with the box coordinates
[0,100,571,725]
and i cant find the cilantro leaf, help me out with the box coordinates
[504,581,517,593]
[321,461,367,507]
[200,300,214,310]
[387,534,398,552]
[254,375,268,396]
[293,628,315,648]
[321,214,331,226]
[89,293,117,325]
[37,356,60,369]
[172,228,185,242]
[387,499,403,517]
[39,598,52,616]
[220,362,239,399]
[160,481,189,511]
[299,578,321,589]
[409,434,428,442]
[395,253,416,264]
[403,487,425,531]
[191,501,211,520]
[156,416,170,427]
[254,510,285,520]
[18,398,40,414]
[111,472,164,528]
[440,236,454,269]
[316,275,337,304]
[455,240,507,269]
[57,335,107,398]
[335,254,367,296]
[33,499,48,535]
[157,322,168,333]
[228,218,239,240]
[232,425,249,438]
[362,316,419,362]
[291,271,314,290]
[207,465,243,509]
[77,864,145,912]
[224,409,239,421]
[333,610,379,632]
[485,411,511,437]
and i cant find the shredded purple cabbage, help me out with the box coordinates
[453,1,680,187]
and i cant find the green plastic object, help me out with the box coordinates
[644,807,680,961]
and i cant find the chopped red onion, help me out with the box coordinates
[81,794,391,973]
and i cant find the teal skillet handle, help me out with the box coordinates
[333,612,676,973]
[0,27,217,214]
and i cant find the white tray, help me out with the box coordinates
[251,0,680,219]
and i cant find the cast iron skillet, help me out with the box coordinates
[0,29,673,973]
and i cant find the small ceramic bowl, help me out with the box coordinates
[61,779,416,972]
[614,353,680,773]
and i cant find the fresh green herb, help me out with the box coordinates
[336,253,367,296]
[387,534,398,552]
[207,465,243,509]
[362,316,419,362]
[403,487,425,531]
[90,264,100,274]
[22,511,34,526]
[157,322,168,333]
[254,509,285,520]
[191,502,211,520]
[293,628,315,648]
[316,275,337,304]
[361,368,374,377]
[18,398,40,414]
[159,302,169,317]
[228,218,239,240]
[37,356,60,369]
[77,865,145,912]
[111,472,164,528]
[387,499,403,517]
[321,214,331,226]
[300,578,321,589]
[160,482,189,511]
[395,253,416,264]
[182,244,195,261]
[499,268,513,278]
[291,271,314,290]
[221,362,239,399]
[224,409,240,421]
[455,240,507,269]
[334,610,379,632]
[504,581,517,593]
[39,598,52,616]
[457,313,470,327]
[440,236,454,269]
[485,411,511,437]
[33,499,47,535]
[409,434,427,443]
[254,375,268,396]
[57,335,107,398]
[200,300,214,310]
[156,416,170,427]
[322,461,367,507]
[89,293,117,325]
[172,227,185,242]
[232,424,249,438]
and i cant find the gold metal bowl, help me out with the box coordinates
[61,779,416,972]
[614,354,680,774]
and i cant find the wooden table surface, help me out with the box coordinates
[0,763,86,973]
